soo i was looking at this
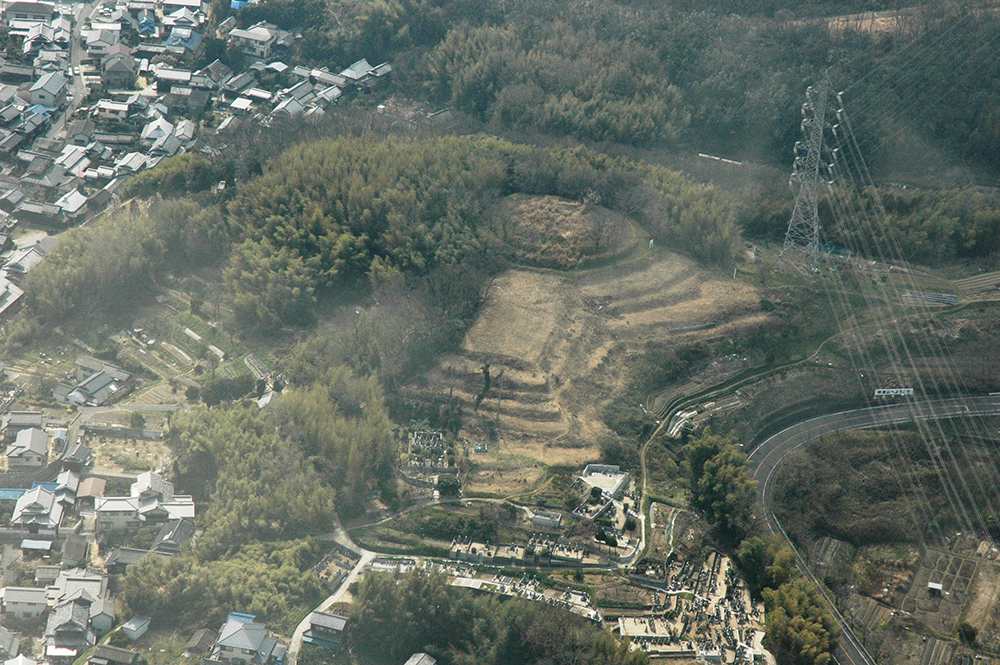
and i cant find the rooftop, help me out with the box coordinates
[9,427,47,458]
[2,586,48,603]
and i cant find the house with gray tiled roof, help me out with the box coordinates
[66,118,96,146]
[85,29,119,60]
[210,614,278,665]
[44,599,95,652]
[55,356,133,406]
[301,612,347,649]
[89,595,115,637]
[28,70,67,106]
[2,411,44,440]
[152,518,196,555]
[4,1,55,26]
[102,45,135,89]
[7,427,47,468]
[1,586,48,618]
[12,486,62,537]
[0,626,22,660]
[88,645,144,665]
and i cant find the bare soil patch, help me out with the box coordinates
[963,561,1000,650]
[89,435,172,475]
[899,549,976,635]
[85,410,172,474]
[416,251,766,496]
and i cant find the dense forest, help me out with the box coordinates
[120,368,395,628]
[773,427,1000,546]
[215,0,1000,176]
[347,570,649,665]
[19,135,1000,350]
[20,136,740,338]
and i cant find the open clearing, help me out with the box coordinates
[963,561,1000,650]
[501,195,638,270]
[411,249,765,496]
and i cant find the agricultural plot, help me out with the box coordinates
[899,550,976,635]
[415,249,765,496]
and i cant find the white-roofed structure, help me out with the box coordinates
[403,655,437,665]
[12,486,63,537]
[0,276,23,321]
[578,464,630,499]
[4,654,38,665]
[55,188,87,219]
[140,116,173,143]
[227,21,280,59]
[132,471,173,502]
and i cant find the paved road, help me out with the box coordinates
[747,395,1000,665]
[286,519,371,665]
[46,1,94,139]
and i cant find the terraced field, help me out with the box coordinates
[412,250,767,496]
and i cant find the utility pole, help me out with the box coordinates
[778,77,842,269]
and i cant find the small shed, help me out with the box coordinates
[185,628,216,655]
[927,582,943,596]
[121,616,150,641]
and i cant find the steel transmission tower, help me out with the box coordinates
[778,80,836,268]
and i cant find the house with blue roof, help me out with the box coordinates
[137,10,156,36]
[163,27,202,51]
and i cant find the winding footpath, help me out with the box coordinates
[286,521,374,665]
[746,395,1000,665]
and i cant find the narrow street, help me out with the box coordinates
[45,0,94,139]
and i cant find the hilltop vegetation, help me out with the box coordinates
[825,188,1000,265]
[423,22,687,146]
[19,136,740,339]
[773,426,1000,546]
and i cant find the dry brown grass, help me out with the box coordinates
[501,195,635,270]
[412,249,768,497]
[90,435,172,475]
[964,562,1000,648]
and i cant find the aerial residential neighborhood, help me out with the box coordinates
[0,0,392,323]
[0,0,994,664]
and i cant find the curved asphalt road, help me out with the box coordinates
[747,395,1000,665]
